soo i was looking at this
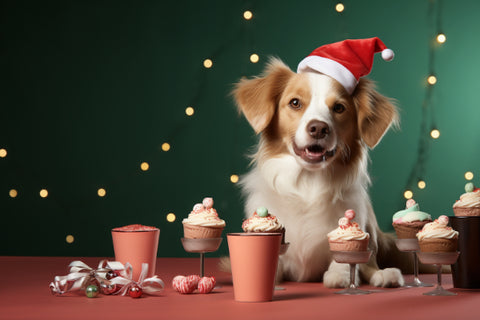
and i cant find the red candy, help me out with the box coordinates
[186,275,201,287]
[172,275,216,294]
[172,276,196,294]
[197,277,216,294]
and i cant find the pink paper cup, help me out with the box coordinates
[111,226,160,281]
[227,233,282,302]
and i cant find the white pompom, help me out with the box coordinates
[382,48,394,61]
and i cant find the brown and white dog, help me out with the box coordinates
[233,57,406,288]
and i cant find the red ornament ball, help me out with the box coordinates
[129,285,142,298]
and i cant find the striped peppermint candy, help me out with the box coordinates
[172,275,196,294]
[197,276,216,294]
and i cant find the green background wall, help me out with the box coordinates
[2,0,479,257]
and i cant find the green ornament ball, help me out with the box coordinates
[465,182,475,193]
[85,284,99,298]
[257,207,268,217]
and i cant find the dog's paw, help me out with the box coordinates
[369,268,404,287]
[323,264,359,288]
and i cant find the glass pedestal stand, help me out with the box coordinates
[181,238,223,277]
[417,251,460,296]
[395,239,433,287]
[331,250,372,295]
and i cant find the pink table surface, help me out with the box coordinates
[1,256,479,320]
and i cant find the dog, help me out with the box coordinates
[232,56,407,288]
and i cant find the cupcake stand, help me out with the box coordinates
[181,237,223,277]
[395,238,433,287]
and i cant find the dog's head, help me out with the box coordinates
[233,58,398,171]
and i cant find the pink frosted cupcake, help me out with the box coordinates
[182,197,226,239]
[328,210,370,251]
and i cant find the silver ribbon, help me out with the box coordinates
[110,262,165,296]
[49,260,120,295]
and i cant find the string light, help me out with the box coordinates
[404,190,413,199]
[140,162,150,171]
[39,189,48,198]
[418,180,426,189]
[230,174,239,184]
[427,75,437,85]
[161,143,171,152]
[203,59,213,68]
[335,3,345,12]
[66,235,75,244]
[250,53,259,63]
[97,188,106,197]
[166,213,176,222]
[465,171,474,180]
[0,148,7,158]
[436,33,446,44]
[185,106,194,116]
[9,189,18,198]
[243,10,253,20]
[430,128,440,139]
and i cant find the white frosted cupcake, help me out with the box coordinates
[182,197,226,239]
[328,210,369,251]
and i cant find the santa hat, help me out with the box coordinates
[297,37,394,94]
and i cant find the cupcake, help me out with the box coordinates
[327,209,369,251]
[392,199,432,238]
[242,207,286,243]
[182,197,226,239]
[417,215,459,252]
[453,182,480,217]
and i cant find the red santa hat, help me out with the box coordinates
[297,37,394,94]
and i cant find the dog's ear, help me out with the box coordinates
[353,78,399,148]
[232,58,294,134]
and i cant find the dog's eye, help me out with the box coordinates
[333,104,345,113]
[289,98,301,110]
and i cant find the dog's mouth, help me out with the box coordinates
[293,142,336,163]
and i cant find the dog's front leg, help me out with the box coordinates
[359,255,404,287]
[323,260,360,288]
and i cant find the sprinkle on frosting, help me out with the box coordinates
[327,210,370,241]
[416,215,459,240]
[182,197,226,227]
[392,199,432,223]
[112,224,158,231]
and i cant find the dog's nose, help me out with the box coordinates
[307,120,330,139]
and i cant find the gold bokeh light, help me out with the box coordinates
[0,148,7,158]
[465,171,474,181]
[230,174,239,184]
[40,189,48,198]
[335,3,345,12]
[243,10,253,20]
[66,235,75,244]
[185,107,194,116]
[97,188,106,197]
[140,162,150,171]
[427,75,437,85]
[436,33,446,44]
[418,180,426,189]
[166,213,176,222]
[404,190,413,199]
[430,129,440,139]
[203,59,213,68]
[161,143,171,152]
[250,53,259,63]
[9,189,18,198]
